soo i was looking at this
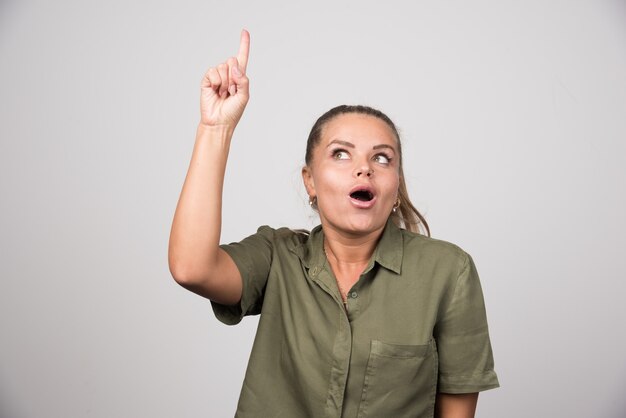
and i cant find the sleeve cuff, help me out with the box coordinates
[438,370,500,393]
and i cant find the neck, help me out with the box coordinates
[322,225,384,266]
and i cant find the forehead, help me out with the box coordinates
[320,113,397,146]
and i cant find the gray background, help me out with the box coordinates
[1,0,625,417]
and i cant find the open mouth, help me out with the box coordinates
[350,189,374,202]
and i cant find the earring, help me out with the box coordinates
[392,198,400,213]
[309,196,317,207]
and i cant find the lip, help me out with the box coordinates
[348,184,377,209]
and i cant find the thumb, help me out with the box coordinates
[231,64,249,97]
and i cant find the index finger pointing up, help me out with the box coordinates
[237,29,250,74]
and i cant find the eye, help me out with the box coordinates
[373,153,391,165]
[332,149,350,160]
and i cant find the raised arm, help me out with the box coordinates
[168,30,250,304]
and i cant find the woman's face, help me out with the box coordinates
[302,113,400,237]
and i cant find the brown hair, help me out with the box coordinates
[305,105,430,236]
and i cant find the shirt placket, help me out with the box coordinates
[308,265,353,417]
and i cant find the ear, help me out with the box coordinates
[301,166,316,198]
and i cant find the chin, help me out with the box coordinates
[331,214,387,236]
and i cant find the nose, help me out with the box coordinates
[354,164,373,178]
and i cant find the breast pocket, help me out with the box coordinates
[358,339,438,418]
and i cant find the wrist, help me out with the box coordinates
[196,123,235,145]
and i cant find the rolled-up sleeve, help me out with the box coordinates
[211,226,275,325]
[435,253,500,393]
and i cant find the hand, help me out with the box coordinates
[199,29,250,128]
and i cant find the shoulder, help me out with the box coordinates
[255,225,310,240]
[400,229,468,259]
[250,225,312,248]
[399,229,471,273]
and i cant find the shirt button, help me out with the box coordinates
[311,267,318,275]
[350,291,358,299]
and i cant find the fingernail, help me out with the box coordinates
[232,65,242,76]
[228,85,237,96]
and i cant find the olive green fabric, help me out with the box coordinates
[212,219,499,418]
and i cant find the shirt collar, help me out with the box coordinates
[372,218,403,274]
[292,218,403,275]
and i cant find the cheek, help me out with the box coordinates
[381,178,400,207]
[317,177,342,198]
[384,176,400,194]
[314,167,344,193]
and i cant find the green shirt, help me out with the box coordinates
[212,219,499,418]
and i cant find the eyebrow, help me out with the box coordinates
[327,139,355,148]
[373,144,396,152]
[327,139,397,153]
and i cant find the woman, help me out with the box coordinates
[169,30,499,418]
